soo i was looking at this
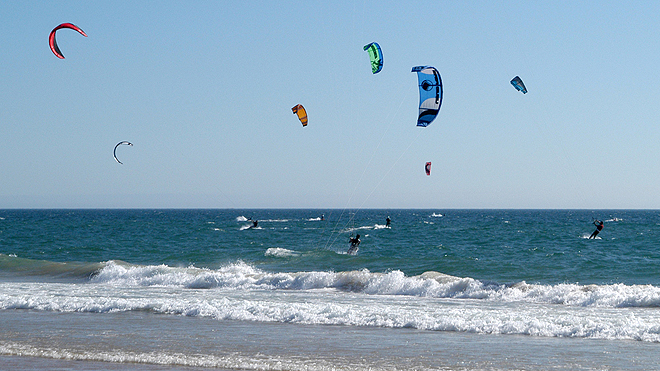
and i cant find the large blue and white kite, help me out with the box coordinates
[412,66,443,127]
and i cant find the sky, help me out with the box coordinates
[2,1,660,209]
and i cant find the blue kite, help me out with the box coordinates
[412,66,443,127]
[510,76,527,94]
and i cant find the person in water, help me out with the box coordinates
[252,220,258,228]
[589,220,604,239]
[385,216,391,228]
[348,234,360,254]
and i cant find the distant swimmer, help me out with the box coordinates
[347,234,360,255]
[385,216,391,228]
[589,220,604,239]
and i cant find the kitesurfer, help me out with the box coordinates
[348,234,360,254]
[386,216,391,228]
[589,220,604,239]
[252,220,258,228]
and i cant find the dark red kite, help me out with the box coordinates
[49,23,87,59]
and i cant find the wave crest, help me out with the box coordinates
[87,261,660,308]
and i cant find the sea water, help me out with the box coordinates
[1,209,659,370]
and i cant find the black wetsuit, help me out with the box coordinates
[348,235,360,254]
[589,221,603,239]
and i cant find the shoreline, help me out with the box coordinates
[1,309,657,371]
[0,356,207,371]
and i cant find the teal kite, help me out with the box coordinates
[510,76,527,94]
[363,42,383,74]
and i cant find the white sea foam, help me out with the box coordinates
[265,248,300,257]
[240,224,263,230]
[2,277,660,342]
[345,224,387,233]
[80,262,660,309]
[0,342,362,371]
[3,262,660,342]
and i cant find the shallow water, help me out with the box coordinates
[3,310,658,370]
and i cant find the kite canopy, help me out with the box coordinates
[412,66,443,127]
[49,23,87,59]
[510,76,527,94]
[363,42,383,74]
[291,104,308,127]
[425,162,431,176]
[113,141,133,164]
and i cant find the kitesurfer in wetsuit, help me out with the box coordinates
[252,220,258,228]
[348,234,360,254]
[589,220,604,239]
[386,216,391,228]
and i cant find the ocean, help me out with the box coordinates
[1,209,659,370]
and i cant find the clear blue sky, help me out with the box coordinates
[2,1,660,209]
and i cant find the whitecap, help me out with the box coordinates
[265,248,299,257]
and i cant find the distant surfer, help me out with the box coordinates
[348,234,360,255]
[589,220,603,239]
[385,216,391,228]
[252,220,258,228]
[321,214,325,221]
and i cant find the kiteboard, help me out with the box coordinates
[347,246,359,255]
